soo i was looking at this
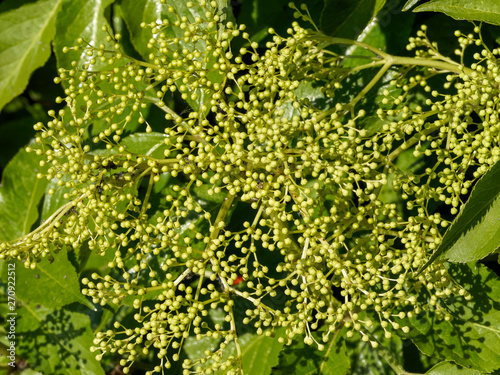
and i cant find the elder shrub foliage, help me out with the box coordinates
[1,0,500,374]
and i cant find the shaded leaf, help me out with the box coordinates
[279,80,334,121]
[425,160,500,265]
[192,183,227,204]
[183,308,225,364]
[0,148,48,242]
[406,263,500,373]
[237,0,323,45]
[0,249,100,372]
[345,328,404,375]
[185,312,284,375]
[0,0,62,111]
[15,303,104,375]
[0,115,36,171]
[414,0,500,26]
[272,328,350,375]
[320,0,387,39]
[341,21,387,68]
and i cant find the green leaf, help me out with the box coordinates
[120,132,169,158]
[424,160,500,265]
[0,247,100,373]
[120,0,167,59]
[406,263,500,373]
[236,0,325,46]
[15,304,104,375]
[0,148,48,242]
[184,312,285,375]
[320,0,387,39]
[341,22,387,68]
[414,0,500,26]
[402,0,422,11]
[279,80,334,121]
[272,329,350,375]
[0,0,63,111]
[426,361,482,375]
[41,177,71,221]
[345,329,404,375]
[192,183,227,204]
[122,0,235,61]
[53,0,115,71]
[239,332,285,375]
[121,0,225,113]
[1,248,94,310]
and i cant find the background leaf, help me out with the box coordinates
[121,0,228,114]
[0,148,48,242]
[119,132,169,158]
[120,0,167,59]
[238,331,285,375]
[427,160,500,264]
[345,329,406,375]
[272,328,350,375]
[414,0,500,25]
[320,0,387,39]
[53,0,115,71]
[236,0,324,44]
[0,0,62,112]
[405,263,500,373]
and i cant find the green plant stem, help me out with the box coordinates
[308,34,477,118]
[343,61,392,116]
[140,172,155,217]
[174,268,194,287]
[7,192,88,248]
[311,34,475,75]
[388,124,440,163]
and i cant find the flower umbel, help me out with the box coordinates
[1,2,499,374]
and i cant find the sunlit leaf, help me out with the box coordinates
[0,0,62,111]
[120,132,169,158]
[9,251,94,310]
[424,160,500,265]
[120,0,167,59]
[53,0,115,71]
[426,361,482,375]
[403,0,423,11]
[414,0,500,25]
[406,263,500,373]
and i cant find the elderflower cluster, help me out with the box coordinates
[1,2,499,374]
